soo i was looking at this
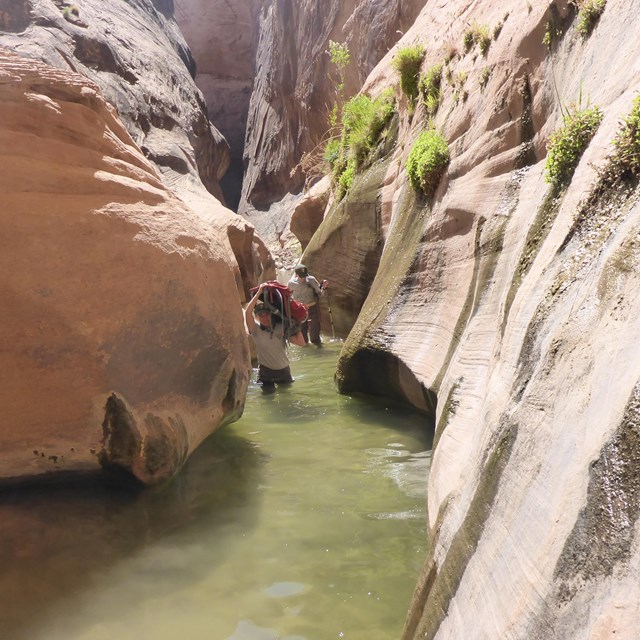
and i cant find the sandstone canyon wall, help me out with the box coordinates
[293,0,640,636]
[174,0,262,210]
[236,0,427,251]
[0,0,270,485]
[3,0,640,635]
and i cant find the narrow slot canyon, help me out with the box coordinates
[2,0,640,638]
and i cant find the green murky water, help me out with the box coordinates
[0,342,432,640]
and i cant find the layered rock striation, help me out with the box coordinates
[296,0,640,635]
[0,49,251,485]
[1,0,228,199]
[0,0,276,291]
[238,0,427,249]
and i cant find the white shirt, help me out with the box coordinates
[251,323,289,370]
[288,275,322,306]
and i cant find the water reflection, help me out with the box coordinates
[1,341,433,640]
[0,430,264,640]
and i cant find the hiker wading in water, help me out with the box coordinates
[245,283,305,388]
[287,264,329,346]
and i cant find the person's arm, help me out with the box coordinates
[288,329,306,347]
[245,283,265,334]
[309,276,324,296]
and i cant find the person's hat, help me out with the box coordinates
[294,264,308,276]
[254,302,268,313]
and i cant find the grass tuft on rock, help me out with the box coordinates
[406,129,450,195]
[612,96,640,175]
[392,44,426,104]
[327,90,396,199]
[575,0,606,38]
[544,103,603,187]
[419,63,443,116]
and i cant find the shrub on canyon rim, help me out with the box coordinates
[608,95,640,179]
[406,129,450,195]
[328,89,396,198]
[575,0,607,38]
[392,44,425,104]
[545,103,603,186]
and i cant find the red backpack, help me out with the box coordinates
[249,281,308,337]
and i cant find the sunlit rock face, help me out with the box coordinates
[307,0,640,636]
[0,50,250,486]
[0,0,275,328]
[0,0,230,202]
[238,0,427,245]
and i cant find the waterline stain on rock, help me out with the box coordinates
[404,420,518,639]
[553,382,640,602]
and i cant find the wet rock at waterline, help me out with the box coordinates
[0,50,250,486]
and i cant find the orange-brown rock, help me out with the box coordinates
[0,0,230,203]
[0,49,250,486]
[238,0,427,242]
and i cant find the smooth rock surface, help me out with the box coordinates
[0,49,250,486]
[308,0,640,636]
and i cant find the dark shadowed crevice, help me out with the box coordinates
[98,393,144,486]
[514,74,536,170]
[0,0,31,32]
[72,34,139,84]
[151,0,174,19]
[98,394,191,485]
[142,413,189,478]
[221,368,245,425]
[337,347,437,419]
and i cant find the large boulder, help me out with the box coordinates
[0,0,275,293]
[0,49,250,486]
[0,0,230,202]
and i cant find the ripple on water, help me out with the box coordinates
[227,619,308,640]
[263,581,306,598]
[367,508,425,521]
